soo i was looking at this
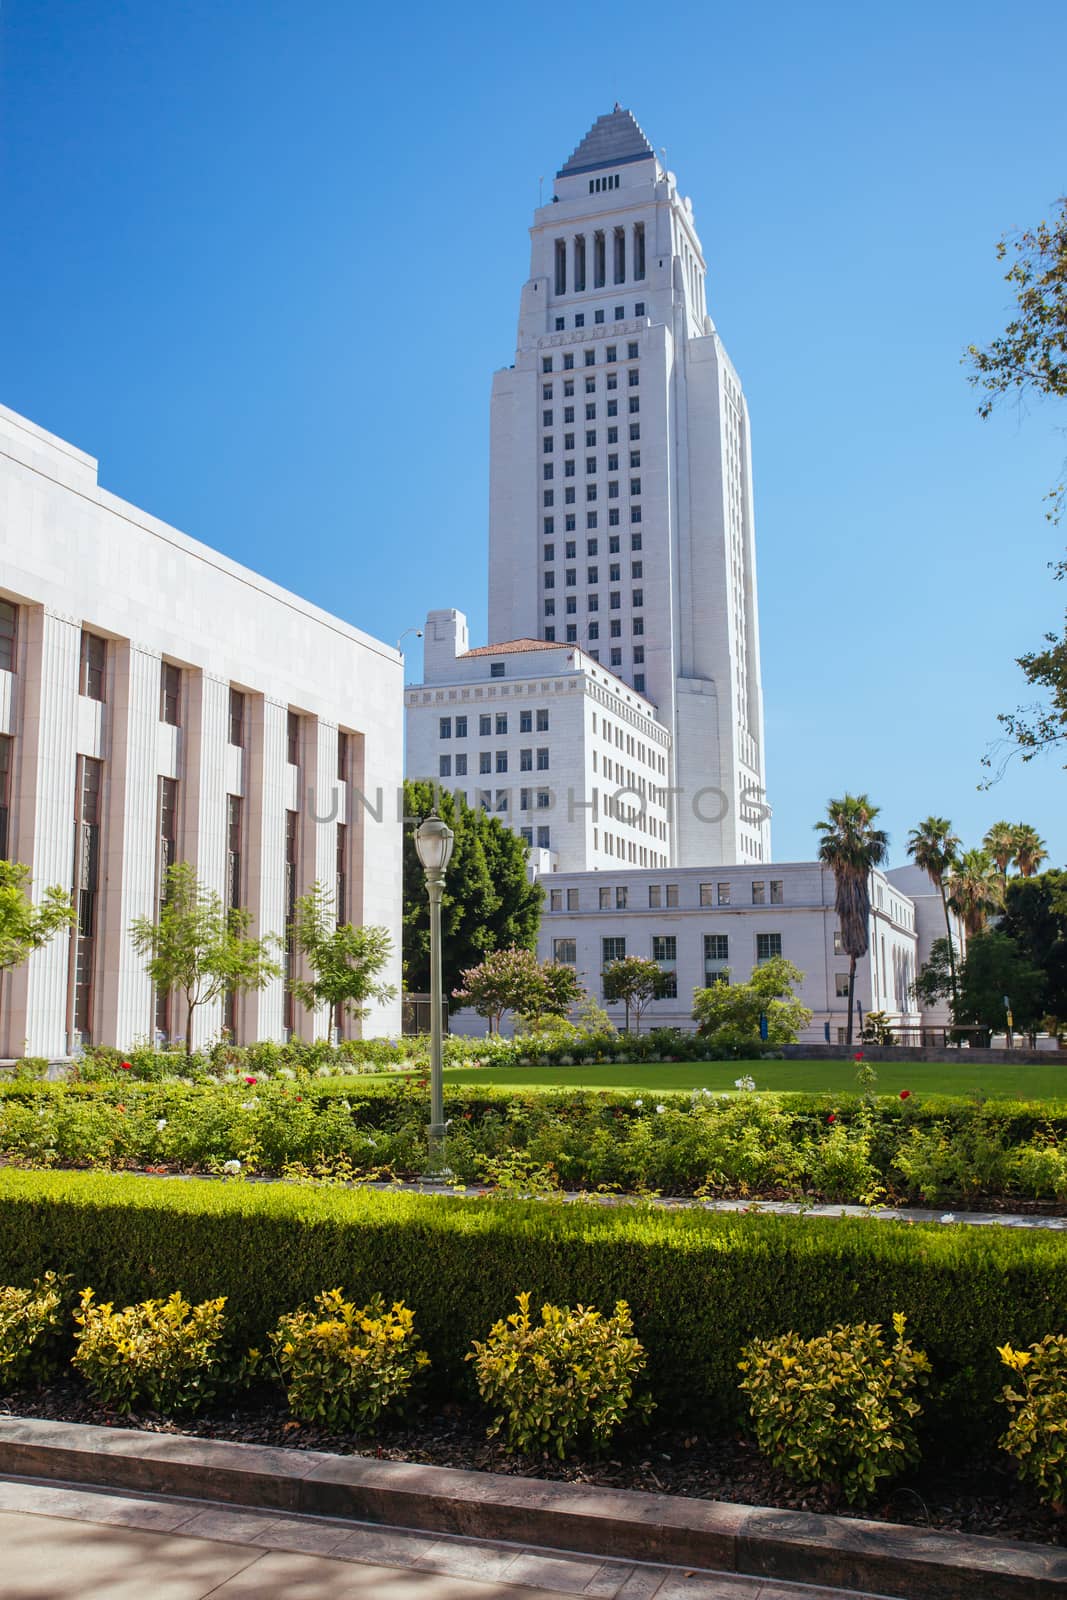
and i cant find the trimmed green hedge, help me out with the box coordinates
[0,1168,1064,1448]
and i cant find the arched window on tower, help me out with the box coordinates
[574,235,586,292]
[555,239,567,296]
[614,226,626,285]
[593,230,606,288]
[633,222,645,280]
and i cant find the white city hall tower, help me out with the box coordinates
[488,108,771,866]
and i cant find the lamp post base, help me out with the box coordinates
[426,1122,450,1178]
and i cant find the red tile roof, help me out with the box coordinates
[459,639,561,658]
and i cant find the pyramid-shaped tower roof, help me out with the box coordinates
[557,106,656,179]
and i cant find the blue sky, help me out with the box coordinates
[2,0,1065,868]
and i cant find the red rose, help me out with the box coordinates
[245,1076,257,1086]
[827,1112,836,1124]
[121,1062,132,1071]
[900,1089,911,1100]
[854,1052,864,1061]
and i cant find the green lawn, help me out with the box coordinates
[428,1056,1067,1099]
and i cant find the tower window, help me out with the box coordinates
[614,227,626,284]
[554,239,567,295]
[633,222,646,280]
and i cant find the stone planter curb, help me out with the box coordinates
[0,1417,1064,1599]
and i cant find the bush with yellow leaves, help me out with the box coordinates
[998,1334,1067,1511]
[0,1272,67,1390]
[738,1313,931,1503]
[270,1289,428,1430]
[467,1291,653,1458]
[72,1288,229,1413]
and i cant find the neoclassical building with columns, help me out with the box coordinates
[0,402,403,1057]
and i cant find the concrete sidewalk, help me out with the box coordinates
[0,1478,887,1600]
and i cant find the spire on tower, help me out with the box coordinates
[556,107,656,179]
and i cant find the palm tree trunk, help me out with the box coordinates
[845,958,857,1048]
[939,884,959,1014]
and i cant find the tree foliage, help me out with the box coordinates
[999,870,1067,1030]
[692,956,812,1051]
[947,848,1004,939]
[402,783,542,1006]
[129,862,281,1055]
[966,196,1067,517]
[907,817,961,1007]
[289,881,396,1023]
[452,946,583,1034]
[0,861,74,976]
[955,931,1046,1041]
[815,795,889,1046]
[912,937,956,1012]
[601,956,670,1035]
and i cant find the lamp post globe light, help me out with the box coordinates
[414,811,455,1168]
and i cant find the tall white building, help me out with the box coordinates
[0,403,403,1057]
[405,608,672,873]
[488,107,770,869]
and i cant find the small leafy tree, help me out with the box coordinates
[130,862,281,1056]
[692,955,812,1051]
[290,881,396,1027]
[955,930,1046,1042]
[0,861,74,978]
[453,946,581,1033]
[912,936,956,1011]
[601,956,669,1034]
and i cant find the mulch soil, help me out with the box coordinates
[2,1381,1062,1548]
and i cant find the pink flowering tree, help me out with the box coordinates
[453,947,583,1034]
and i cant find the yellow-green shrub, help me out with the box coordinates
[999,1334,1067,1510]
[72,1288,229,1413]
[270,1289,428,1429]
[0,1272,66,1388]
[468,1291,652,1458]
[738,1313,931,1503]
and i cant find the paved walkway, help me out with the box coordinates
[0,1478,889,1600]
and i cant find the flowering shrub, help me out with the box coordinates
[271,1290,428,1429]
[0,1272,66,1388]
[468,1291,652,1457]
[738,1313,931,1503]
[72,1288,230,1413]
[998,1335,1067,1509]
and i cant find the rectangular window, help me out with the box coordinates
[666,884,679,908]
[705,934,729,963]
[563,352,574,370]
[602,936,626,966]
[439,754,451,778]
[584,348,595,367]
[496,750,508,772]
[229,688,245,748]
[615,886,628,910]
[536,789,551,808]
[0,735,11,859]
[520,709,532,733]
[567,888,579,911]
[455,753,467,776]
[550,888,562,912]
[770,880,784,905]
[454,715,467,738]
[536,708,549,732]
[226,794,243,911]
[439,716,452,739]
[495,713,507,735]
[79,630,106,700]
[652,935,677,961]
[479,752,492,774]
[717,882,731,906]
[633,645,644,663]
[554,937,577,965]
[631,531,642,550]
[751,881,766,905]
[648,884,661,908]
[536,825,551,849]
[479,714,492,736]
[629,397,640,414]
[287,710,300,766]
[835,973,850,998]
[520,748,533,771]
[834,930,844,955]
[160,662,181,726]
[543,356,553,373]
[521,827,533,846]
[588,594,599,612]
[536,748,549,770]
[756,933,783,963]
[0,601,17,673]
[70,754,103,1043]
[599,886,611,909]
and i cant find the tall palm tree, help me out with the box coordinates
[1012,825,1049,878]
[816,794,890,1047]
[947,848,1005,938]
[983,821,1017,879]
[907,816,961,1007]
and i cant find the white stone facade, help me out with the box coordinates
[487,108,770,868]
[0,403,403,1057]
[405,609,671,872]
[525,862,921,1044]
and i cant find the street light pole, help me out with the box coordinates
[414,811,455,1171]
